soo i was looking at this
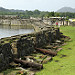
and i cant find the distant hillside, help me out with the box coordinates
[0,7,8,11]
[57,7,75,13]
[0,7,25,12]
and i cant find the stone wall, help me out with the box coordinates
[0,27,61,71]
[43,19,70,26]
[0,19,32,25]
[0,18,71,27]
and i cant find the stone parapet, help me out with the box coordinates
[0,27,61,71]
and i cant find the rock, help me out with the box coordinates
[16,70,27,75]
[28,71,35,75]
[26,57,34,62]
[42,56,52,64]
[35,59,42,63]
[62,43,67,46]
[24,56,34,59]
[52,46,59,49]
[43,45,53,49]
[56,48,63,52]
[56,40,61,43]
[9,62,20,68]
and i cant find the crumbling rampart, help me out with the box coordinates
[0,26,62,71]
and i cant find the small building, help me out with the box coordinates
[43,17,67,26]
[69,18,75,26]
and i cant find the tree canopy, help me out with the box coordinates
[0,10,75,19]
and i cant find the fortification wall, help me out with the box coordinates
[0,27,61,71]
[0,19,32,25]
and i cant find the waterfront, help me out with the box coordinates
[0,25,34,38]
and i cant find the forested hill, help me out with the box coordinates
[57,7,75,13]
[0,7,49,18]
[0,7,25,12]
[0,7,75,18]
[0,7,8,11]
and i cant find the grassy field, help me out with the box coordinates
[36,26,75,75]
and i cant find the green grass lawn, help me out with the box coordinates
[36,26,75,75]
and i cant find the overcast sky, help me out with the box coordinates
[0,0,75,11]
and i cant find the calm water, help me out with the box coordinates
[0,25,34,38]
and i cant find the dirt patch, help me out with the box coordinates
[68,48,72,50]
[60,66,63,67]
[60,55,67,58]
[55,60,59,62]
[58,69,61,70]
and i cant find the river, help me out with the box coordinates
[0,25,34,39]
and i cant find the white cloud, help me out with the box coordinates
[0,0,75,11]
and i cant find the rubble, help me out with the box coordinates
[0,26,71,74]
